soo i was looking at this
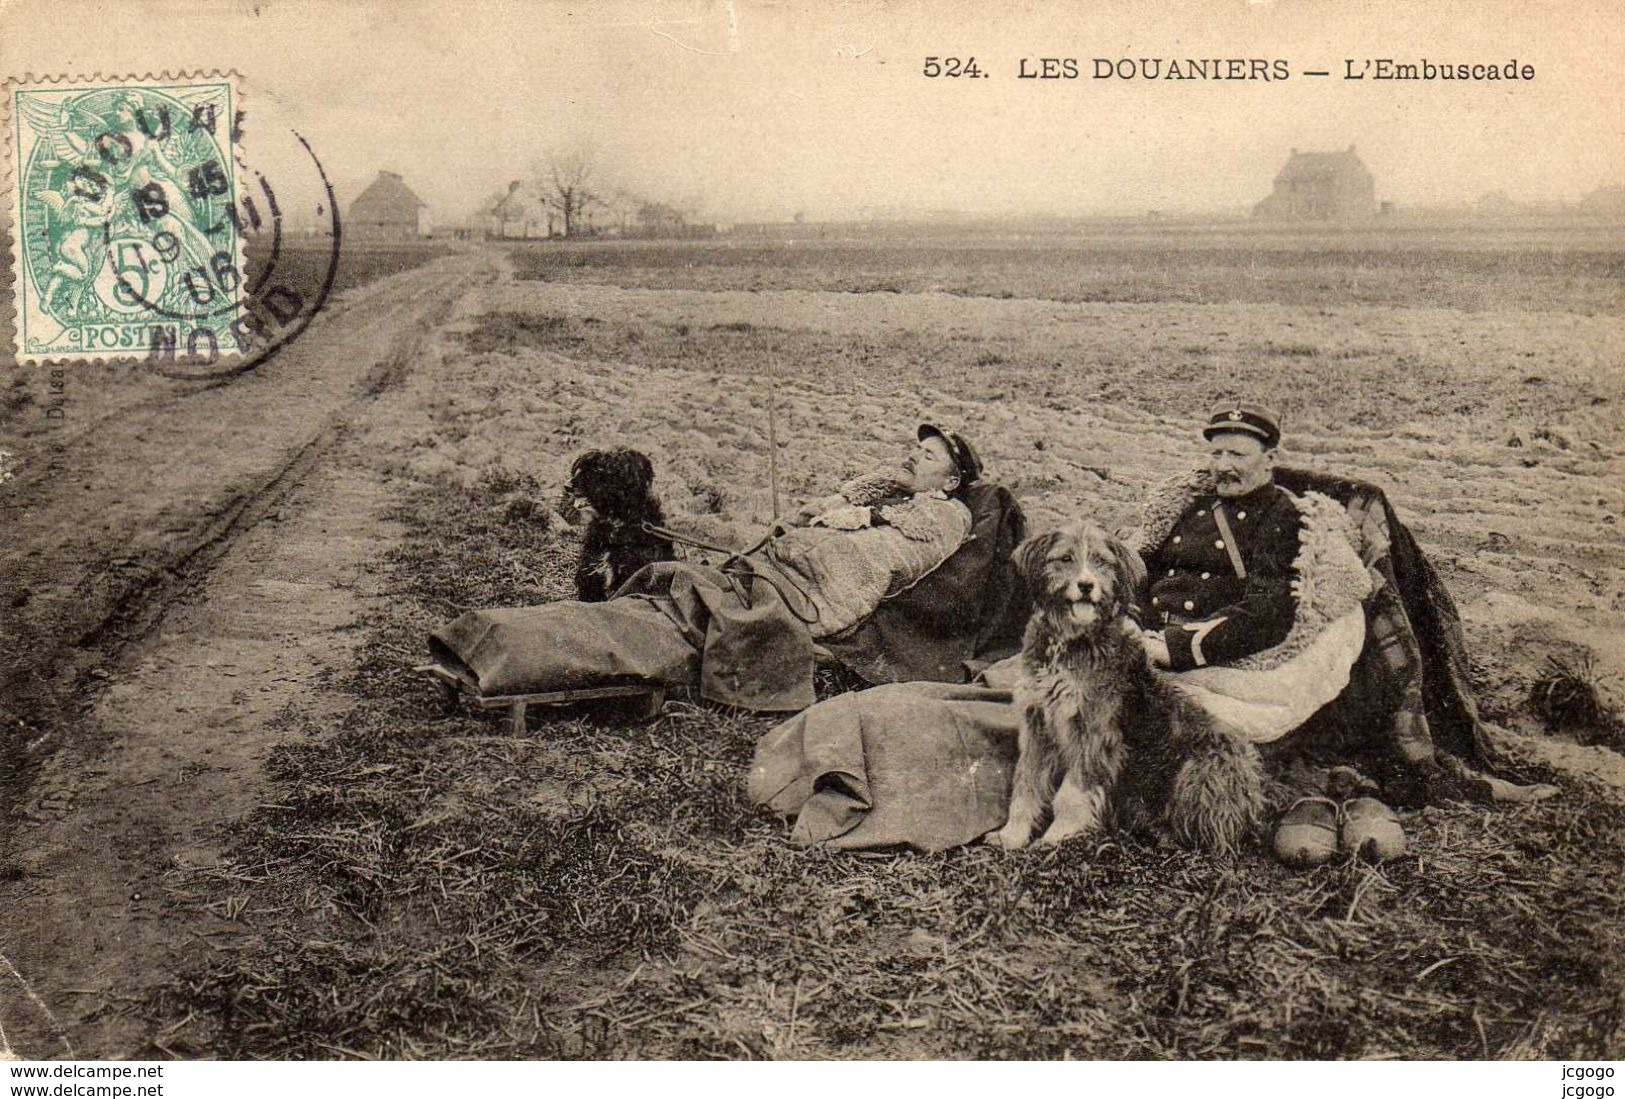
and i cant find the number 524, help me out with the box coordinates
[923,57,985,78]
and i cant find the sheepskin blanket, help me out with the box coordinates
[1165,611,1366,743]
[764,492,971,640]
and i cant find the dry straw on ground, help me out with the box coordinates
[137,235,1625,1059]
[152,473,1623,1060]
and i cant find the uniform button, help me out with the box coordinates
[1197,508,1206,515]
[1167,569,1175,577]
[1237,511,1247,520]
[1151,597,1160,606]
[1173,535,1182,544]
[1215,539,1226,549]
[1183,601,1195,611]
[1201,571,1211,580]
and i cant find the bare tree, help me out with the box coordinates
[536,144,601,238]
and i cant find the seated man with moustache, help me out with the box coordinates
[1132,404,1407,866]
[1135,403,1305,674]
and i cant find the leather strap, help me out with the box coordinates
[1211,503,1248,580]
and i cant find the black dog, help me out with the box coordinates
[562,448,676,602]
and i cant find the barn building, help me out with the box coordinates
[1253,146,1377,221]
[487,181,552,239]
[347,171,431,238]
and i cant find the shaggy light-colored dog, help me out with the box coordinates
[986,522,1264,853]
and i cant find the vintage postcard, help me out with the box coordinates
[0,0,1621,1074]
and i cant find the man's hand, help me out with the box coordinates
[1139,630,1172,669]
[789,493,846,527]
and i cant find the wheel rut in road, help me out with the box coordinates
[0,250,500,1058]
[1,253,491,824]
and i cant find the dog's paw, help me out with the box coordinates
[1035,823,1099,848]
[984,825,1032,850]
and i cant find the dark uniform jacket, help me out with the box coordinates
[1137,481,1303,672]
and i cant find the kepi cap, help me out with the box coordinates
[917,423,983,487]
[1202,402,1281,449]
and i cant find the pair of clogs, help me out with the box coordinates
[1273,796,1406,868]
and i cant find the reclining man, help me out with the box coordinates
[767,424,980,639]
[428,424,989,714]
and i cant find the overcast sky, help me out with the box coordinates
[5,0,1622,222]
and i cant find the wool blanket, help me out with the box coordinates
[1268,468,1557,804]
[430,560,816,712]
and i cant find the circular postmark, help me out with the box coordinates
[14,76,340,379]
[139,120,343,381]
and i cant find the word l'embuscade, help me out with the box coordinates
[990,57,1535,80]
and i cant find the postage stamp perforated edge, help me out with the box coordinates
[2,69,247,366]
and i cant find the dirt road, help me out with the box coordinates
[0,250,499,1058]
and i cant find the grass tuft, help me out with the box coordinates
[1530,653,1621,745]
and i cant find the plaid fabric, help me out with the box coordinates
[1261,468,1531,806]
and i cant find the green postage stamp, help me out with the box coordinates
[5,74,245,363]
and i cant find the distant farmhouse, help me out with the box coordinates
[1253,146,1378,221]
[348,171,431,239]
[481,183,717,240]
[634,201,688,236]
[488,181,553,240]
